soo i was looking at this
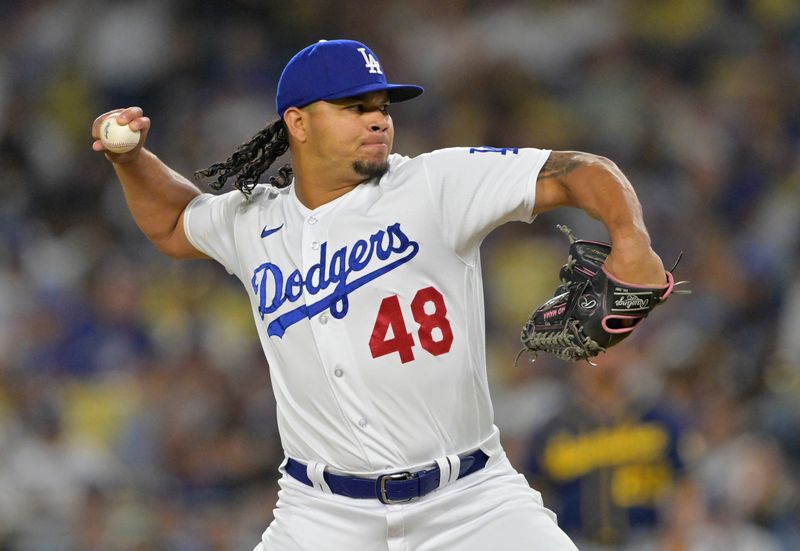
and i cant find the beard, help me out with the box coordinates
[353,159,390,181]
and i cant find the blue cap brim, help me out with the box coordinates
[318,82,424,105]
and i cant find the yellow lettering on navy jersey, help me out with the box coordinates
[542,423,669,481]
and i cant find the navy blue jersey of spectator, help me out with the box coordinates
[525,400,688,546]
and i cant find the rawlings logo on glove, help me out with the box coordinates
[614,294,649,309]
[519,225,687,364]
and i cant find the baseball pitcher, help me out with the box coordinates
[92,39,672,551]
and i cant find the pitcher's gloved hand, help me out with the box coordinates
[520,225,686,364]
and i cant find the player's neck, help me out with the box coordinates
[292,163,361,210]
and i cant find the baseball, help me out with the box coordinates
[99,113,141,154]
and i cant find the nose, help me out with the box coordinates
[366,111,389,133]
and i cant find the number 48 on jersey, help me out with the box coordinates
[369,286,454,364]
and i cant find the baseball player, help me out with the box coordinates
[91,39,667,551]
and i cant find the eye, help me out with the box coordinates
[344,103,390,115]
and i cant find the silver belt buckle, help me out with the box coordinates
[377,471,415,504]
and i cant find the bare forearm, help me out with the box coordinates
[536,151,666,284]
[91,107,206,258]
[112,148,200,245]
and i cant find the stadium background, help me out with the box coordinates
[0,0,799,549]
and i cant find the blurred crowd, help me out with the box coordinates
[0,0,799,549]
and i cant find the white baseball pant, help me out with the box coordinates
[253,452,577,551]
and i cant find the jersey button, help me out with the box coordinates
[333,368,344,378]
[357,417,368,428]
[311,241,320,250]
[308,216,318,225]
[319,314,328,325]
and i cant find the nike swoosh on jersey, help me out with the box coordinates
[261,224,284,238]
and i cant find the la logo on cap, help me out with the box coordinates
[357,47,383,75]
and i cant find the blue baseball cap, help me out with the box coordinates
[276,39,424,118]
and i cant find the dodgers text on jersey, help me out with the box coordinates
[251,222,419,338]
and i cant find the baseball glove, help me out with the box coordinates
[520,225,683,364]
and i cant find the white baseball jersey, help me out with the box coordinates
[183,146,550,476]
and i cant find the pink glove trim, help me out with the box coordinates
[601,266,675,301]
[601,315,644,334]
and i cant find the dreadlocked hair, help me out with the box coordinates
[194,119,293,196]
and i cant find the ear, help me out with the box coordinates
[283,107,308,143]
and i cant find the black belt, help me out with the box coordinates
[285,449,489,504]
